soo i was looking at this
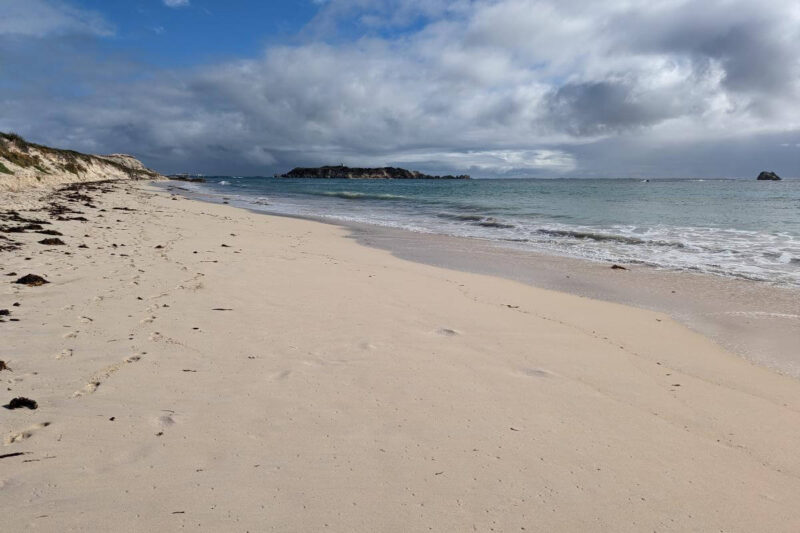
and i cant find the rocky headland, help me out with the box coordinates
[279,165,470,180]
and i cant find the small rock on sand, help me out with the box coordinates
[14,274,49,286]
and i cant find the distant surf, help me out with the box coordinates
[315,191,408,201]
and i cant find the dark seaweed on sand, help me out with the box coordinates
[38,237,66,246]
[5,397,37,410]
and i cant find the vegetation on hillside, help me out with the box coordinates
[0,132,157,179]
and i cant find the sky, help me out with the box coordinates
[1,0,799,178]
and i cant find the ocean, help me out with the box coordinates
[181,176,800,287]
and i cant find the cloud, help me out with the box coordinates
[399,149,578,174]
[2,0,800,177]
[307,0,459,32]
[0,0,113,37]
[163,0,190,7]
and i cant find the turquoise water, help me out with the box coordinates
[188,177,800,286]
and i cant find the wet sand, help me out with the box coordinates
[346,224,800,378]
[2,180,800,531]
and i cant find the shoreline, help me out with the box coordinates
[347,223,800,377]
[3,179,800,530]
[169,181,800,378]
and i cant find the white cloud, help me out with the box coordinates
[0,0,113,37]
[379,149,577,173]
[163,0,190,7]
[4,0,800,177]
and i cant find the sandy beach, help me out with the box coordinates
[344,221,800,378]
[3,180,800,532]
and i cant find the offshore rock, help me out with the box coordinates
[756,171,781,181]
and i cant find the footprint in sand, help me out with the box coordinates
[79,316,93,323]
[56,348,73,359]
[152,414,177,435]
[62,331,79,339]
[436,328,460,337]
[176,273,205,292]
[520,367,554,378]
[272,369,292,381]
[73,381,101,397]
[140,316,156,324]
[72,354,143,397]
[5,422,51,445]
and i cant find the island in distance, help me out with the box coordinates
[279,165,470,180]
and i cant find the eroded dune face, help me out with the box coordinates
[99,154,150,172]
[0,133,162,192]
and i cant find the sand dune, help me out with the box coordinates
[0,132,162,192]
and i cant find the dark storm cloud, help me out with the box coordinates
[542,81,683,136]
[612,1,799,97]
[1,0,799,177]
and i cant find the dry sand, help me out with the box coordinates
[2,181,800,531]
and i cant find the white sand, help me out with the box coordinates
[2,181,800,531]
